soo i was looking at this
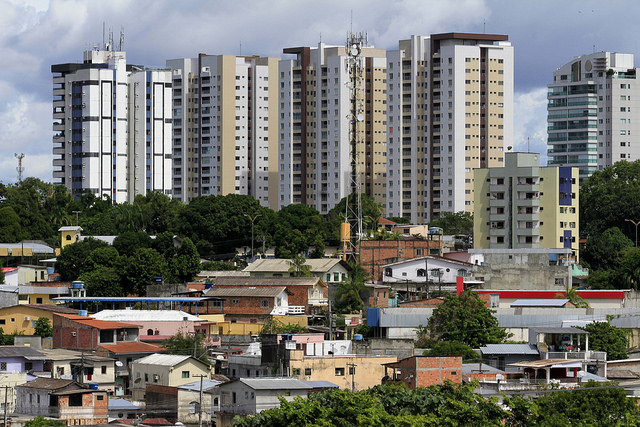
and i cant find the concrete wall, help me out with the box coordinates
[353,338,415,359]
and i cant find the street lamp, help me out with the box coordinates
[625,219,640,247]
[244,214,262,259]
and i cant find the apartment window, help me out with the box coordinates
[182,371,190,379]
[305,368,312,375]
[335,368,345,376]
[101,365,107,374]
[261,300,269,308]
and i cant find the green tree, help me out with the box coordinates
[327,194,383,240]
[164,331,210,364]
[113,231,153,257]
[422,291,509,348]
[78,266,124,298]
[582,227,633,272]
[81,246,122,275]
[271,203,326,258]
[0,206,25,242]
[556,285,590,308]
[333,262,368,314]
[24,416,66,427]
[261,319,308,334]
[169,237,201,282]
[580,160,640,238]
[201,260,237,271]
[422,341,480,362]
[56,238,110,281]
[429,211,474,235]
[122,248,168,295]
[579,321,628,360]
[34,317,53,338]
[287,254,312,277]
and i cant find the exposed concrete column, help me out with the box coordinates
[545,367,551,384]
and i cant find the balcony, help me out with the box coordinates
[288,305,306,315]
[543,350,606,362]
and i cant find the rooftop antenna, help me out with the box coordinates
[15,153,24,183]
[102,22,105,50]
[527,137,530,153]
[119,27,125,51]
[320,32,322,43]
[240,40,242,56]
[483,19,486,33]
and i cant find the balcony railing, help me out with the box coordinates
[543,350,606,361]
[288,305,306,315]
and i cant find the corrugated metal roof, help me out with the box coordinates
[109,398,140,411]
[480,344,539,355]
[0,346,47,360]
[52,297,210,302]
[0,243,55,254]
[238,378,311,390]
[462,363,505,374]
[92,310,203,322]
[302,380,339,388]
[511,299,570,307]
[178,379,225,391]
[205,286,288,298]
[134,354,192,366]
[243,258,347,273]
[530,327,587,335]
[198,271,250,278]
[211,277,321,287]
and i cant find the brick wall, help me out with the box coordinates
[53,314,98,350]
[214,284,313,307]
[390,356,461,389]
[359,240,442,281]
[207,296,274,316]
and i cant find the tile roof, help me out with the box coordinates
[205,286,289,298]
[17,377,80,391]
[98,342,164,354]
[210,277,322,287]
[55,313,141,330]
[243,258,348,273]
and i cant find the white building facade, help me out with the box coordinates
[166,54,279,208]
[547,52,640,182]
[52,48,172,203]
[386,33,514,223]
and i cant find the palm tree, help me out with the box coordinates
[288,253,312,277]
[556,285,590,308]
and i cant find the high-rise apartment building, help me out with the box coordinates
[167,54,280,208]
[386,33,514,224]
[278,43,388,214]
[474,152,579,258]
[547,52,640,182]
[52,48,172,203]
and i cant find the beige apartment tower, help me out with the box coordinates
[386,33,514,224]
[167,54,280,208]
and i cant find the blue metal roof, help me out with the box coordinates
[51,297,218,302]
[511,299,570,307]
[302,380,339,388]
[480,344,539,355]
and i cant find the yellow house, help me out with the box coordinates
[0,304,78,335]
[18,283,70,305]
[131,354,211,401]
[58,226,82,249]
[288,351,397,391]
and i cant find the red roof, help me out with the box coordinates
[141,418,173,426]
[98,342,164,354]
[1,268,17,274]
[56,313,141,330]
[378,217,399,225]
[473,289,626,299]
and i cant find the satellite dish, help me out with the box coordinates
[216,355,224,360]
[350,44,360,56]
[495,373,505,381]
[357,113,364,122]
[115,361,123,367]
[134,378,141,383]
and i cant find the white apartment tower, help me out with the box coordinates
[52,48,172,203]
[386,33,514,223]
[547,52,640,182]
[278,43,388,214]
[167,54,280,208]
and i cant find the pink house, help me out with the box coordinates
[91,310,205,342]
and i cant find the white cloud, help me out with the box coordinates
[513,88,548,164]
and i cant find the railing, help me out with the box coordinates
[543,350,607,361]
[288,306,306,315]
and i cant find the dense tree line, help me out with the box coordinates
[233,381,639,426]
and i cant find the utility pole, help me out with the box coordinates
[244,214,262,259]
[192,374,208,427]
[3,385,8,427]
[347,363,357,392]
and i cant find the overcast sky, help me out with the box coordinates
[1,0,637,184]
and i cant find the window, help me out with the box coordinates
[305,368,312,375]
[292,368,301,376]
[261,299,269,308]
[182,371,190,379]
[232,299,239,304]
[144,373,149,382]
[335,368,345,376]
[101,365,107,375]
[25,362,33,371]
[96,395,104,401]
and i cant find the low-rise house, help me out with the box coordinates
[208,277,328,315]
[96,342,165,397]
[19,282,70,305]
[0,304,77,335]
[52,313,141,351]
[108,398,141,422]
[15,377,108,425]
[204,286,291,321]
[479,344,540,373]
[39,348,116,392]
[359,239,444,282]
[382,356,462,389]
[217,378,311,427]
[91,310,205,343]
[243,258,350,286]
[0,345,46,373]
[131,354,211,401]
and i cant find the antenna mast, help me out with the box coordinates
[15,153,24,183]
[341,31,366,262]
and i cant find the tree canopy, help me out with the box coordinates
[422,341,480,362]
[578,321,628,360]
[421,292,509,348]
[429,211,473,235]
